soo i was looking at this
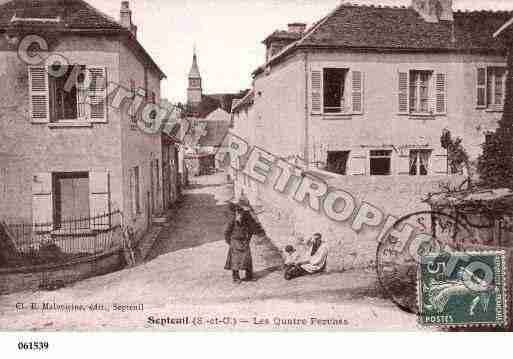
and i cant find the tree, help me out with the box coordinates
[477,47,513,189]
[441,129,470,177]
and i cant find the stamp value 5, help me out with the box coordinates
[418,251,507,328]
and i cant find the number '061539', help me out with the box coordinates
[18,342,49,350]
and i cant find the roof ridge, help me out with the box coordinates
[336,2,409,10]
[454,8,513,15]
[334,2,513,13]
[296,2,346,47]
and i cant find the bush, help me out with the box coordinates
[477,54,513,189]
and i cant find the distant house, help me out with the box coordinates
[0,0,175,239]
[234,0,511,180]
[184,50,247,175]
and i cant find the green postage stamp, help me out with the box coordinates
[418,250,508,328]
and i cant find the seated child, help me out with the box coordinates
[283,245,301,270]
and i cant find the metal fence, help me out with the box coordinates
[2,211,124,267]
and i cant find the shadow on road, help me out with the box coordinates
[146,190,232,261]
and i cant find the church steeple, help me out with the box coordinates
[187,47,202,106]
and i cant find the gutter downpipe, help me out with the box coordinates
[303,50,310,169]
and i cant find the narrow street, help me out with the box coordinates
[0,172,420,331]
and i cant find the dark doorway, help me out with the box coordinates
[326,151,350,175]
[370,150,392,176]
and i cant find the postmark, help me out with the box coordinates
[376,211,475,313]
[418,250,507,328]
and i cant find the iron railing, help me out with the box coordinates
[2,211,124,268]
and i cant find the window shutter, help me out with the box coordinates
[351,70,364,114]
[431,150,448,175]
[398,71,409,114]
[32,172,53,231]
[89,171,110,230]
[29,66,49,123]
[397,154,410,175]
[311,69,322,115]
[88,67,108,123]
[477,67,487,108]
[435,73,447,115]
[350,150,367,176]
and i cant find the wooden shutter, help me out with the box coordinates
[477,67,487,108]
[435,73,447,115]
[89,171,110,230]
[129,168,135,217]
[29,66,49,123]
[350,150,367,176]
[351,70,364,114]
[398,71,409,114]
[88,67,108,123]
[311,69,322,115]
[397,154,411,175]
[431,150,448,175]
[32,172,53,231]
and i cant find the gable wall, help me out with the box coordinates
[0,34,122,222]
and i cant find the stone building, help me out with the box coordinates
[0,0,170,240]
[231,0,512,270]
[234,0,511,179]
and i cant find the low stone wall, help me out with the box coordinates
[0,249,125,295]
[238,168,465,272]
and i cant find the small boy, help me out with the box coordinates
[283,245,301,270]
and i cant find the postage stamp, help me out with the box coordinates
[418,251,508,328]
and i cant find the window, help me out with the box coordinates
[409,70,432,114]
[326,151,350,175]
[487,67,507,108]
[370,150,392,176]
[53,172,90,229]
[409,150,431,176]
[49,65,87,121]
[130,166,141,217]
[323,68,347,114]
[477,66,508,109]
[29,65,106,124]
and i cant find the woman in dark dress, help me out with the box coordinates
[224,199,263,283]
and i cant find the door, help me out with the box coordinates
[162,143,171,209]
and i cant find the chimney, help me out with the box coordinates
[288,23,307,34]
[120,1,138,37]
[412,0,453,23]
[438,0,454,21]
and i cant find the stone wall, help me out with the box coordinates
[0,249,124,295]
[238,169,465,272]
[118,42,163,237]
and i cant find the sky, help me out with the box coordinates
[83,0,513,103]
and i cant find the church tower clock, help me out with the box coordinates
[187,49,203,107]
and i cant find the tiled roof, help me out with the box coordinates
[0,0,124,30]
[232,89,254,113]
[262,30,302,45]
[255,3,513,75]
[197,120,231,147]
[0,0,165,78]
[189,91,249,119]
[299,4,512,52]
